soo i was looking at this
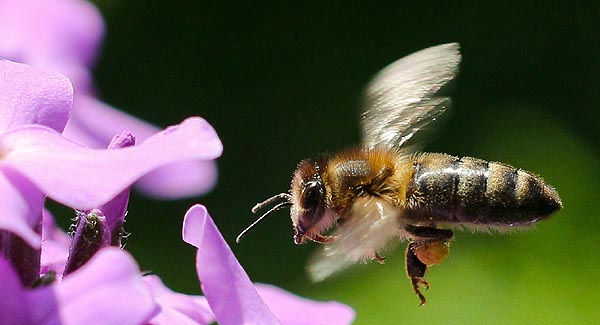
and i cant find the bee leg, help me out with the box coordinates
[373,252,386,264]
[308,233,336,244]
[405,225,453,265]
[404,226,453,306]
[406,241,428,306]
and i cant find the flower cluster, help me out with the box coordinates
[0,0,216,199]
[0,0,355,324]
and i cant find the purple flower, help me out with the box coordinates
[0,3,356,322]
[2,117,222,209]
[143,275,215,325]
[4,135,351,323]
[180,205,356,325]
[0,112,222,262]
[0,247,158,324]
[0,57,220,293]
[39,205,355,324]
[0,0,219,198]
[0,0,102,89]
[0,60,73,286]
[0,59,221,258]
[35,192,355,324]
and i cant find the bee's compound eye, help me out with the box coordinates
[299,179,326,228]
[301,180,325,212]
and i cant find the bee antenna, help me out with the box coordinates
[251,193,292,214]
[236,200,292,243]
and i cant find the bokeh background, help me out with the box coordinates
[69,1,599,324]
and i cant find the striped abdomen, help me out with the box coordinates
[403,153,562,227]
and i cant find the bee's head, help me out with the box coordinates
[289,159,334,245]
[236,157,334,245]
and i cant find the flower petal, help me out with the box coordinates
[143,275,214,325]
[23,285,60,325]
[135,160,218,199]
[255,283,356,325]
[63,96,219,198]
[0,253,30,324]
[1,117,222,209]
[0,166,44,247]
[100,132,135,240]
[182,204,280,325]
[0,0,104,74]
[41,209,70,278]
[0,59,73,133]
[54,247,157,325]
[63,96,159,148]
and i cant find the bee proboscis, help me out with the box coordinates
[237,43,562,305]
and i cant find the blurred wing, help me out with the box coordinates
[361,43,461,151]
[307,197,402,282]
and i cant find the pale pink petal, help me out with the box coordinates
[182,205,280,325]
[0,117,222,209]
[0,59,73,133]
[255,284,356,325]
[143,275,214,325]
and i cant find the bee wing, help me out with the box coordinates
[361,43,461,151]
[307,197,402,282]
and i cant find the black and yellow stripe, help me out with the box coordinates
[404,153,562,227]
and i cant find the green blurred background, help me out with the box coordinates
[84,1,598,324]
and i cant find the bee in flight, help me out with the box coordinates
[236,43,562,305]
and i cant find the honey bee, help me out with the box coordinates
[236,43,562,305]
